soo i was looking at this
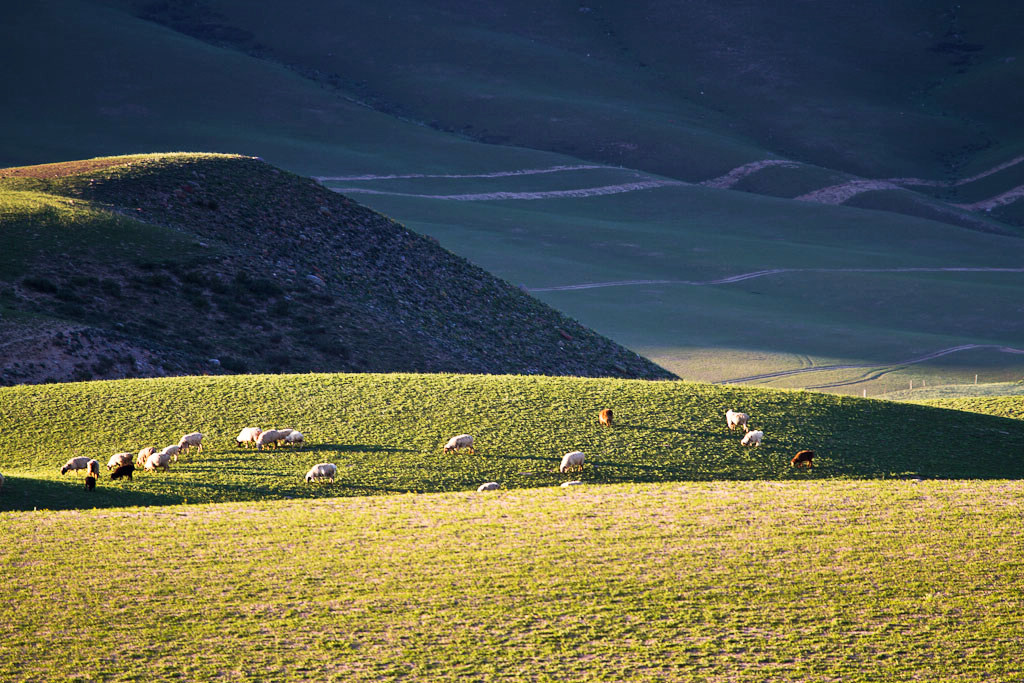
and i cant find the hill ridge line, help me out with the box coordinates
[526,267,1024,292]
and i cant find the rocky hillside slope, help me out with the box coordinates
[0,154,673,384]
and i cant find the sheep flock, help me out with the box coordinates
[37,402,816,497]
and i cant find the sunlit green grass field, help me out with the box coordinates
[3,480,1022,681]
[2,372,1024,513]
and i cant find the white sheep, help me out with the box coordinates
[284,431,304,446]
[86,459,100,479]
[160,444,181,463]
[256,429,283,450]
[275,428,294,439]
[145,449,173,472]
[235,427,262,448]
[559,451,585,473]
[560,480,584,487]
[726,409,750,432]
[135,446,156,466]
[741,430,764,447]
[107,452,133,470]
[177,432,204,455]
[443,434,474,454]
[477,482,500,491]
[60,456,92,475]
[305,463,337,483]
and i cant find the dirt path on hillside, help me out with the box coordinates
[316,164,612,182]
[718,344,1024,385]
[526,266,1024,292]
[700,160,801,189]
[332,179,688,201]
[323,153,1024,208]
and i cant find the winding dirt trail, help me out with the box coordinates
[323,153,1024,209]
[700,160,801,189]
[331,179,688,201]
[315,164,613,182]
[526,267,1024,292]
[718,344,1024,385]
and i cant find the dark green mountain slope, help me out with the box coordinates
[0,154,672,384]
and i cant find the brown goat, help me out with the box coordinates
[598,408,613,427]
[791,450,815,468]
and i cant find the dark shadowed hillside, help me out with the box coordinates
[0,154,674,384]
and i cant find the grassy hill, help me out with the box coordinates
[2,372,1023,512]
[3,479,1023,681]
[918,395,1024,420]
[3,2,1024,392]
[0,153,670,384]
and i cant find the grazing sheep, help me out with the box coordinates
[110,464,135,481]
[86,459,100,479]
[256,429,284,451]
[107,452,133,470]
[740,430,764,447]
[305,463,337,483]
[85,476,96,491]
[284,431,304,446]
[136,446,158,466]
[145,450,173,472]
[477,482,500,492]
[235,427,263,448]
[443,434,474,454]
[791,450,815,468]
[598,408,613,427]
[159,444,181,463]
[559,450,586,473]
[177,432,204,456]
[560,480,584,487]
[275,429,294,439]
[726,409,750,432]
[60,456,92,475]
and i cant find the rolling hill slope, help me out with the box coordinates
[0,154,670,384]
[2,372,1023,512]
[3,1,1024,392]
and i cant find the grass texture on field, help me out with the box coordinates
[2,372,1023,512]
[2,480,1022,682]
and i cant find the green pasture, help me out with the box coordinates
[918,395,1024,420]
[2,372,1024,512]
[3,480,1023,681]
[344,180,1024,392]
